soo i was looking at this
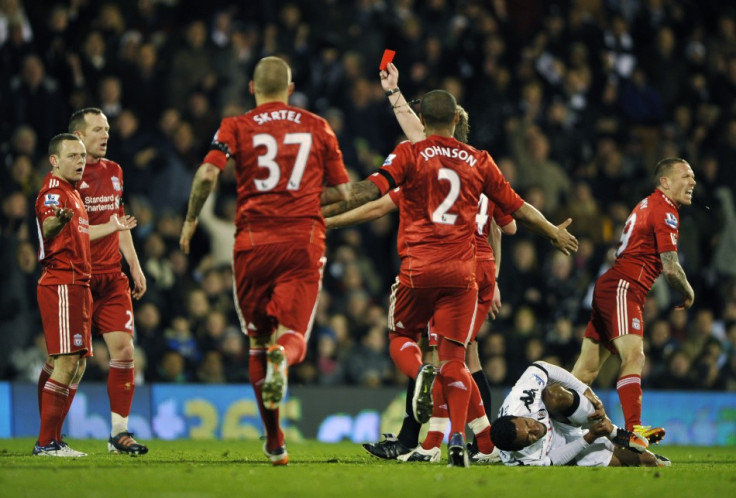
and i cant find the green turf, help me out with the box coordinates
[0,439,734,497]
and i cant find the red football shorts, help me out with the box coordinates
[38,283,93,357]
[233,242,325,339]
[389,280,478,346]
[425,260,496,346]
[90,272,134,335]
[584,272,646,353]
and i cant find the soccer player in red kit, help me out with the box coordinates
[35,108,149,454]
[327,94,514,463]
[572,158,697,442]
[323,89,578,466]
[179,56,350,465]
[34,134,136,457]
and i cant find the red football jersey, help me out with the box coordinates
[475,194,514,262]
[203,101,349,250]
[35,172,91,285]
[387,188,513,263]
[370,137,523,288]
[609,189,680,292]
[79,158,125,273]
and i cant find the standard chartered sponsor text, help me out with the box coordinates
[84,195,119,212]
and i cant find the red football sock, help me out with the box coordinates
[617,374,642,430]
[249,348,283,450]
[389,334,423,379]
[466,381,494,453]
[56,383,78,441]
[440,359,472,437]
[422,377,448,450]
[39,379,69,446]
[108,359,135,418]
[277,331,306,366]
[37,362,53,415]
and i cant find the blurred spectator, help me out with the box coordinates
[5,54,67,146]
[0,0,733,391]
[344,326,392,387]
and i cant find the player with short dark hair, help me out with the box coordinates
[344,63,514,464]
[180,56,350,465]
[491,361,669,467]
[35,108,149,454]
[572,157,697,443]
[34,134,136,457]
[323,86,578,466]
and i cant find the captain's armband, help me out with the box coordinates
[209,141,232,158]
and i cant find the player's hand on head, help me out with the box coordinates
[552,218,579,255]
[179,218,198,255]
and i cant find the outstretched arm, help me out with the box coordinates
[326,193,397,229]
[380,63,424,143]
[42,206,74,239]
[661,251,695,309]
[321,180,381,218]
[320,183,350,205]
[180,162,221,254]
[89,214,137,241]
[512,202,579,255]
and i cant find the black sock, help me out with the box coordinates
[397,378,421,447]
[472,370,493,419]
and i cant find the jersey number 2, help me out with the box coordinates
[432,168,461,225]
[253,133,312,191]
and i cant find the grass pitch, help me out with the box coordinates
[0,438,734,498]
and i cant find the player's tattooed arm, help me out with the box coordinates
[185,163,220,222]
[180,163,221,255]
[661,251,695,308]
[322,180,380,217]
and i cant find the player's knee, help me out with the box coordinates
[542,384,572,413]
[73,358,87,382]
[437,338,465,363]
[621,349,646,370]
[571,363,598,384]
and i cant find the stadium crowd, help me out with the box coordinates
[1,0,736,393]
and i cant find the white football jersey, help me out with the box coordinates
[497,364,567,466]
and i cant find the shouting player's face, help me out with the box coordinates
[664,161,696,207]
[52,139,87,183]
[79,112,110,160]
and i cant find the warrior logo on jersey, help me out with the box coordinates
[632,318,641,330]
[520,389,538,413]
[532,373,545,386]
[111,176,121,191]
[671,233,677,246]
[44,194,60,206]
[665,212,678,229]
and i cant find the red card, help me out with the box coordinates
[379,49,395,70]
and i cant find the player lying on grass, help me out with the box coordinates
[490,361,671,467]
